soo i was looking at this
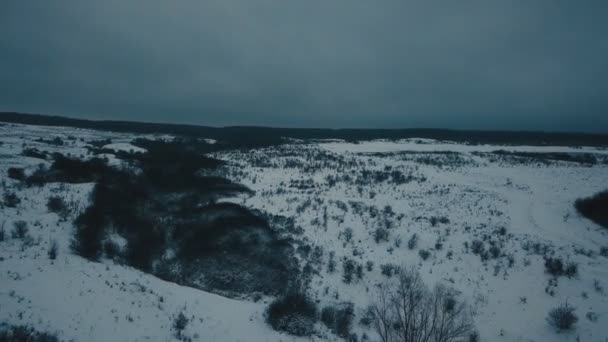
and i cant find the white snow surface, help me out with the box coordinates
[1,122,607,341]
[102,143,147,154]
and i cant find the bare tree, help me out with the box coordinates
[369,267,473,342]
[370,283,394,342]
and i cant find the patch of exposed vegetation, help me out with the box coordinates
[575,190,608,229]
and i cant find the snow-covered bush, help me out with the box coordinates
[547,302,578,332]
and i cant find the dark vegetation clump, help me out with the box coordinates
[7,167,25,181]
[21,148,48,160]
[492,150,600,165]
[65,138,298,296]
[48,239,58,260]
[544,257,578,278]
[11,221,28,239]
[4,112,608,146]
[575,190,608,229]
[321,303,354,338]
[172,310,190,341]
[418,249,431,260]
[407,233,418,250]
[3,192,20,208]
[46,196,69,219]
[547,302,578,332]
[470,240,485,255]
[26,155,111,185]
[266,292,317,336]
[0,323,58,342]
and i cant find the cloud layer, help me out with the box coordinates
[1,1,607,131]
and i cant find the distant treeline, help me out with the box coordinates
[2,112,608,147]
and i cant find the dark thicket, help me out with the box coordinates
[3,112,608,147]
[544,257,578,278]
[0,324,58,342]
[3,192,20,208]
[266,292,317,336]
[65,138,297,296]
[321,304,354,338]
[575,190,608,229]
[7,167,25,181]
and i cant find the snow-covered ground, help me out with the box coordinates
[1,122,607,341]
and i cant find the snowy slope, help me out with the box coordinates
[1,122,607,341]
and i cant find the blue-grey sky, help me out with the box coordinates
[1,1,607,131]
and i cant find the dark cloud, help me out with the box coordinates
[1,1,607,131]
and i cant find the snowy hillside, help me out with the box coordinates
[1,122,607,341]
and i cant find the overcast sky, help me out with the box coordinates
[1,1,607,131]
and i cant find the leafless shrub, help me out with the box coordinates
[369,267,473,342]
[547,302,578,332]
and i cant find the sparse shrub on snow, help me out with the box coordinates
[48,239,58,260]
[343,258,361,283]
[328,251,336,273]
[593,279,604,294]
[489,245,501,259]
[408,233,418,250]
[564,262,578,278]
[366,260,374,272]
[172,310,190,341]
[586,311,598,322]
[380,263,398,277]
[374,228,389,243]
[544,257,578,278]
[342,228,353,242]
[547,302,578,332]
[418,249,431,260]
[3,192,21,208]
[471,240,485,255]
[11,221,28,239]
[544,257,563,276]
